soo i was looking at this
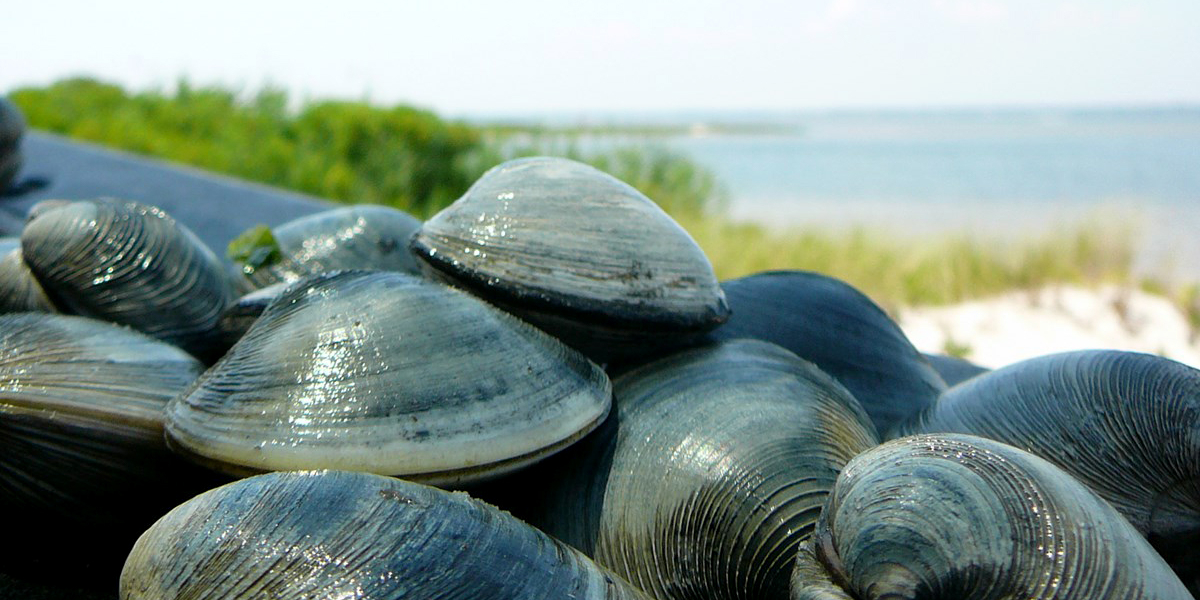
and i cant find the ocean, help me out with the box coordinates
[494,107,1200,282]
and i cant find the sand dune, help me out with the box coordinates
[900,286,1200,370]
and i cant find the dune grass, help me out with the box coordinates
[675,211,1139,314]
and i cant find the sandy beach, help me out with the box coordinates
[899,285,1200,370]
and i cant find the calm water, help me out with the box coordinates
[680,109,1199,206]
[511,107,1200,280]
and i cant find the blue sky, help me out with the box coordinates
[4,0,1197,116]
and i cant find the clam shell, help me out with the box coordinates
[216,280,289,345]
[712,270,946,435]
[0,245,56,313]
[0,313,208,524]
[121,470,651,600]
[922,352,989,386]
[20,199,236,360]
[792,434,1191,599]
[509,339,878,600]
[411,156,729,362]
[893,350,1200,586]
[166,270,612,485]
[235,204,423,289]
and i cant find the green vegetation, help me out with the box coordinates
[9,77,721,220]
[226,225,281,272]
[11,78,485,217]
[676,212,1136,313]
[941,337,974,359]
[7,77,1148,310]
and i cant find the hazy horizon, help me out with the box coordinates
[9,74,1199,124]
[5,0,1197,117]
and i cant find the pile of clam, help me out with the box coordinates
[2,150,1199,600]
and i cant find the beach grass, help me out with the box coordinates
[675,211,1139,313]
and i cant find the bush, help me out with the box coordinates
[10,78,489,218]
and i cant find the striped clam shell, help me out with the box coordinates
[20,199,237,360]
[712,270,946,436]
[216,280,289,345]
[411,156,729,362]
[792,434,1191,599]
[0,242,56,313]
[893,350,1200,587]
[165,270,612,485]
[234,204,423,290]
[120,470,652,600]
[508,339,878,600]
[0,313,208,524]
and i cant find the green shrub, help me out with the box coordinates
[10,78,488,218]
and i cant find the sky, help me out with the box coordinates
[3,0,1199,117]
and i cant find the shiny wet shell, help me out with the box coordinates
[0,313,206,523]
[120,470,651,600]
[20,199,236,359]
[511,338,878,600]
[233,204,423,289]
[712,270,945,436]
[165,270,612,485]
[411,156,729,361]
[792,433,1191,599]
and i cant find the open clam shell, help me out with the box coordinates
[411,156,729,362]
[893,350,1200,588]
[508,339,878,600]
[0,313,209,525]
[792,434,1191,599]
[232,204,423,289]
[165,270,612,485]
[20,199,237,360]
[121,470,651,600]
[712,270,946,436]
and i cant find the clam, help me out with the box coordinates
[121,470,651,600]
[0,243,56,313]
[502,339,878,600]
[893,350,1200,587]
[230,204,423,290]
[165,269,612,485]
[711,270,945,435]
[791,433,1191,599]
[215,280,289,345]
[410,156,730,362]
[0,96,23,192]
[20,199,237,360]
[922,352,989,386]
[0,312,219,570]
